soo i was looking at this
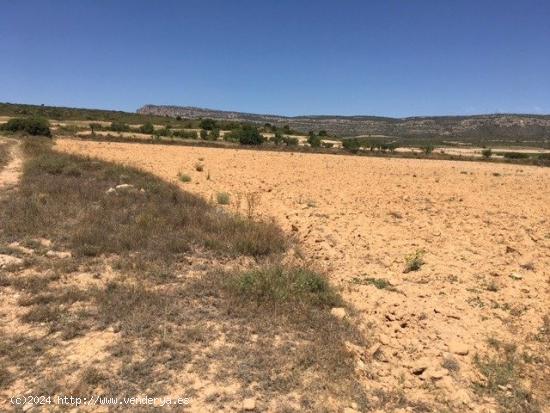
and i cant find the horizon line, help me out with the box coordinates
[3,101,550,120]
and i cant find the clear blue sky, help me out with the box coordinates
[1,0,549,117]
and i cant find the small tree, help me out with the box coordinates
[307,132,321,147]
[481,148,492,158]
[343,138,361,153]
[4,117,51,137]
[283,136,299,146]
[421,145,434,155]
[200,118,217,130]
[139,122,155,134]
[271,131,284,145]
[209,128,220,140]
[199,129,208,140]
[237,125,264,145]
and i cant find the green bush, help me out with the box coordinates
[482,148,492,158]
[3,117,51,137]
[403,250,425,273]
[307,132,322,148]
[172,130,198,139]
[283,136,299,146]
[139,122,155,134]
[271,131,284,145]
[228,125,264,145]
[216,192,230,205]
[208,128,220,140]
[228,266,341,308]
[421,145,434,155]
[199,129,208,140]
[199,118,217,130]
[110,121,130,132]
[503,152,529,159]
[223,130,239,142]
[342,138,361,152]
[178,173,191,183]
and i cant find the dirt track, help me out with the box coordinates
[56,138,550,409]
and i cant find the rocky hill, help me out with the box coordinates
[138,105,550,145]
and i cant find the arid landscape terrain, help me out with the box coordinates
[4,1,550,411]
[49,138,548,412]
[0,109,549,412]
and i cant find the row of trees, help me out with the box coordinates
[1,117,51,136]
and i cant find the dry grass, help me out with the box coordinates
[473,340,542,413]
[1,138,287,261]
[0,139,12,167]
[0,137,368,411]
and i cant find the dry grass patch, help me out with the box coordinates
[473,339,542,413]
[0,139,13,168]
[0,137,369,411]
[1,138,286,262]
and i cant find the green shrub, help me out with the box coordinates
[228,266,341,308]
[342,138,361,152]
[178,173,191,183]
[3,117,51,137]
[207,128,220,140]
[172,130,198,139]
[236,125,264,145]
[110,121,130,132]
[421,145,434,155]
[403,250,425,273]
[199,118,217,130]
[271,131,284,145]
[307,132,322,147]
[482,148,492,158]
[283,136,299,146]
[503,152,529,159]
[199,129,208,140]
[139,122,155,134]
[216,192,230,205]
[89,123,103,134]
[223,130,240,142]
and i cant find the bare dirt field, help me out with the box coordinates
[55,138,550,411]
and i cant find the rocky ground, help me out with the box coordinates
[55,138,549,412]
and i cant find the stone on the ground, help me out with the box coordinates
[46,250,72,259]
[0,254,24,268]
[427,368,448,380]
[447,341,469,355]
[8,242,34,255]
[411,359,429,375]
[330,307,347,319]
[242,398,256,411]
[115,183,134,190]
[35,238,53,248]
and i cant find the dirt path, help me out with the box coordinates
[0,138,23,191]
[56,139,550,411]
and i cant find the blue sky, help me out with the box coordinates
[1,0,549,117]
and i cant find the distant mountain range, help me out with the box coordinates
[137,105,550,144]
